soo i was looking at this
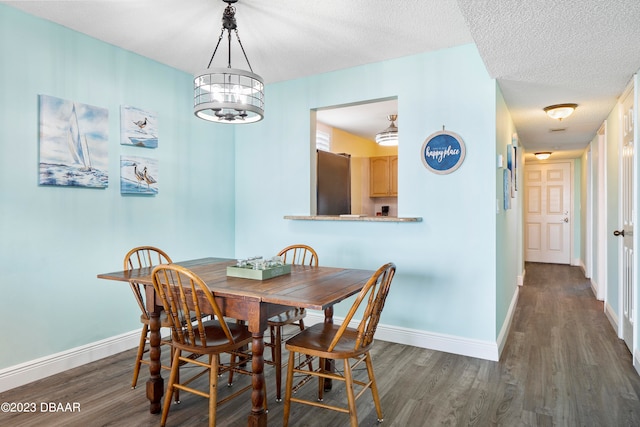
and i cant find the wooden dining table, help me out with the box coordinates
[97,257,374,426]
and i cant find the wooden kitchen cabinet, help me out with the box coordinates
[370,156,397,197]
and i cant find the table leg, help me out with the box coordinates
[248,332,267,427]
[146,309,164,414]
[323,306,334,391]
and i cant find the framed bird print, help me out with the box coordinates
[120,155,158,195]
[120,105,158,148]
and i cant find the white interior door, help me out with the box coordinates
[524,162,571,264]
[618,87,634,352]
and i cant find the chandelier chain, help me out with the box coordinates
[207,28,226,69]
[234,28,254,73]
[205,3,253,72]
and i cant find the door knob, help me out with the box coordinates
[563,217,569,223]
[614,230,625,237]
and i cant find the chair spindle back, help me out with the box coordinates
[152,264,236,350]
[124,246,172,320]
[328,262,396,352]
[278,244,319,266]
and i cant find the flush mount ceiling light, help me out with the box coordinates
[535,152,552,160]
[375,115,398,146]
[194,0,264,123]
[543,103,577,121]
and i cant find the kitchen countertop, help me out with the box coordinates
[284,215,422,222]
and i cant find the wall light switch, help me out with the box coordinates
[497,154,504,168]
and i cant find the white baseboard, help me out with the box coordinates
[590,279,605,301]
[304,312,501,362]
[604,301,620,337]
[304,283,520,363]
[590,279,596,297]
[0,330,139,393]
[497,285,520,357]
[3,301,523,393]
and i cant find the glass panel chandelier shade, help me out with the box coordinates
[194,68,264,122]
[375,114,398,146]
[194,0,264,123]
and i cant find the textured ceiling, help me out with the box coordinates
[458,0,640,158]
[4,0,640,158]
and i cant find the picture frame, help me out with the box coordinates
[120,155,158,195]
[39,94,109,188]
[120,105,158,148]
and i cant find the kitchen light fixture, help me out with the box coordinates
[535,152,552,160]
[375,115,398,146]
[543,103,577,121]
[194,0,264,123]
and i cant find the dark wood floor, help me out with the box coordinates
[2,262,640,426]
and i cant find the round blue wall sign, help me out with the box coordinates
[421,130,466,174]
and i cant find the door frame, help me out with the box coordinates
[617,79,638,357]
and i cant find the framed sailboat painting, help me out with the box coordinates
[120,105,158,148]
[120,155,158,195]
[38,95,109,188]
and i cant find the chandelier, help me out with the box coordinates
[194,0,264,123]
[375,115,398,146]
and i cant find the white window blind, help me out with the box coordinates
[316,130,331,151]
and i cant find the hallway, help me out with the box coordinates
[504,262,640,425]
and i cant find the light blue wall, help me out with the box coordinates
[588,133,602,293]
[232,45,505,342]
[0,5,521,371]
[580,149,588,274]
[495,86,522,337]
[573,158,582,261]
[0,5,236,369]
[605,98,621,313]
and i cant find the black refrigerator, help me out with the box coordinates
[317,150,351,215]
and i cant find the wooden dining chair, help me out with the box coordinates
[265,244,318,401]
[152,263,262,427]
[282,262,396,427]
[124,245,174,390]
